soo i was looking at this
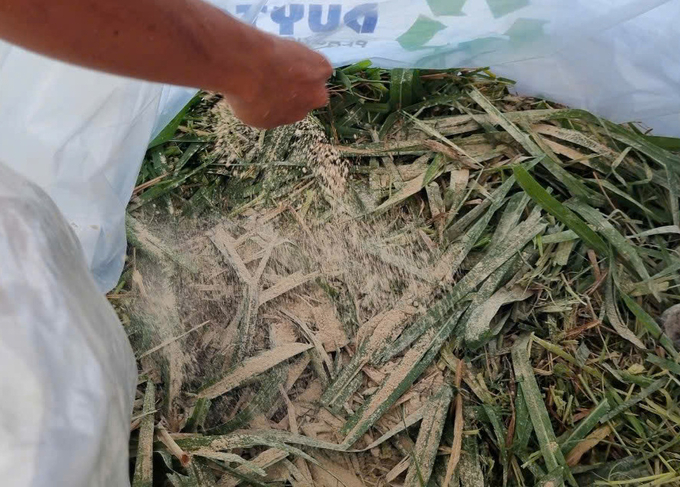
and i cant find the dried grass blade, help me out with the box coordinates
[559,399,611,454]
[308,454,364,487]
[157,424,191,467]
[281,309,333,379]
[406,113,481,168]
[430,108,572,136]
[259,271,321,305]
[386,457,411,484]
[132,380,156,487]
[137,320,210,359]
[565,425,614,467]
[217,449,288,487]
[426,181,445,218]
[209,224,259,362]
[532,123,617,159]
[469,87,542,156]
[443,359,465,485]
[404,384,453,487]
[527,130,606,206]
[197,343,312,400]
[127,215,198,273]
[372,155,446,214]
[353,407,425,452]
[209,225,253,283]
[604,277,646,349]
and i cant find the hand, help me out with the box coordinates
[224,35,333,129]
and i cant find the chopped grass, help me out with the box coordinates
[118,63,680,486]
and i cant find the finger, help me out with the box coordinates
[311,88,329,109]
[288,85,327,112]
[316,54,333,79]
[304,48,332,79]
[255,109,308,129]
[300,85,329,109]
[282,110,310,126]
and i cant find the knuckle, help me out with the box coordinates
[312,52,333,77]
[314,89,329,107]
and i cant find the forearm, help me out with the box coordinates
[0,0,270,98]
[0,0,331,128]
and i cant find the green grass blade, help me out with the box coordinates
[513,383,533,453]
[381,212,546,364]
[559,399,611,455]
[174,429,348,453]
[513,165,607,255]
[644,135,680,151]
[512,334,576,486]
[646,354,680,376]
[208,365,287,435]
[565,199,649,281]
[468,87,542,156]
[148,93,201,149]
[619,292,679,359]
[341,309,464,446]
[390,69,414,110]
[599,378,666,424]
[445,179,512,275]
[667,164,680,227]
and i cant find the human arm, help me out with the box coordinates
[0,0,332,128]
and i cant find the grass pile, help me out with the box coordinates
[114,64,680,487]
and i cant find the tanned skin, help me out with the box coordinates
[0,0,333,128]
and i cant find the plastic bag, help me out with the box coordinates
[1,0,679,293]
[0,44,169,292]
[0,161,137,486]
[205,0,680,132]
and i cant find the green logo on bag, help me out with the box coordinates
[236,3,379,36]
[400,0,542,52]
[425,0,529,18]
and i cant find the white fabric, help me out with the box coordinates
[0,0,678,292]
[0,162,136,486]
